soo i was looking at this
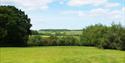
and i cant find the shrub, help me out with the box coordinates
[81,23,125,50]
[28,35,42,46]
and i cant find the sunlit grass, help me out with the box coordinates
[0,46,125,63]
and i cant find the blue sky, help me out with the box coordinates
[0,0,125,30]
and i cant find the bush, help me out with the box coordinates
[28,35,42,46]
[28,35,80,46]
[81,23,125,50]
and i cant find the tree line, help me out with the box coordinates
[28,24,125,50]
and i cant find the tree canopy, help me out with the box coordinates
[81,23,125,50]
[0,6,32,46]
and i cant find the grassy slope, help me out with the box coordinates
[0,46,125,63]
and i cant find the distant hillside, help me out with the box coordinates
[39,29,82,31]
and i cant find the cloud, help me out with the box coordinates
[61,7,124,21]
[62,0,124,21]
[67,0,121,9]
[67,0,107,6]
[61,8,108,17]
[89,8,108,16]
[0,0,54,10]
[62,10,78,14]
[122,7,125,12]
[104,2,120,8]
[121,7,125,20]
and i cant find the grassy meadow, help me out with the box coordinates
[0,46,125,63]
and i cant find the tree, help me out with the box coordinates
[0,6,32,46]
[28,35,42,46]
[81,23,125,50]
[31,30,39,35]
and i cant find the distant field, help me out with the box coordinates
[37,30,82,38]
[0,46,125,63]
[39,30,82,36]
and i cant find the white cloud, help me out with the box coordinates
[104,2,120,8]
[0,0,54,10]
[0,0,10,2]
[62,10,79,14]
[122,7,125,12]
[89,8,108,16]
[67,0,121,9]
[121,7,125,20]
[67,0,107,6]
[61,10,85,17]
[108,10,123,19]
[61,7,124,22]
[63,0,124,21]
[61,8,108,17]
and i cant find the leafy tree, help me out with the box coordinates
[0,6,32,46]
[81,23,125,50]
[28,35,42,46]
[31,30,39,35]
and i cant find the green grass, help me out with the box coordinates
[0,46,125,63]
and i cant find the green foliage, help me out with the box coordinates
[28,35,80,46]
[31,30,39,35]
[0,6,32,46]
[28,23,125,50]
[28,35,42,46]
[81,23,125,50]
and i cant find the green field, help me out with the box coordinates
[0,46,125,63]
[39,30,82,36]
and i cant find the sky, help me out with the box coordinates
[0,0,125,30]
